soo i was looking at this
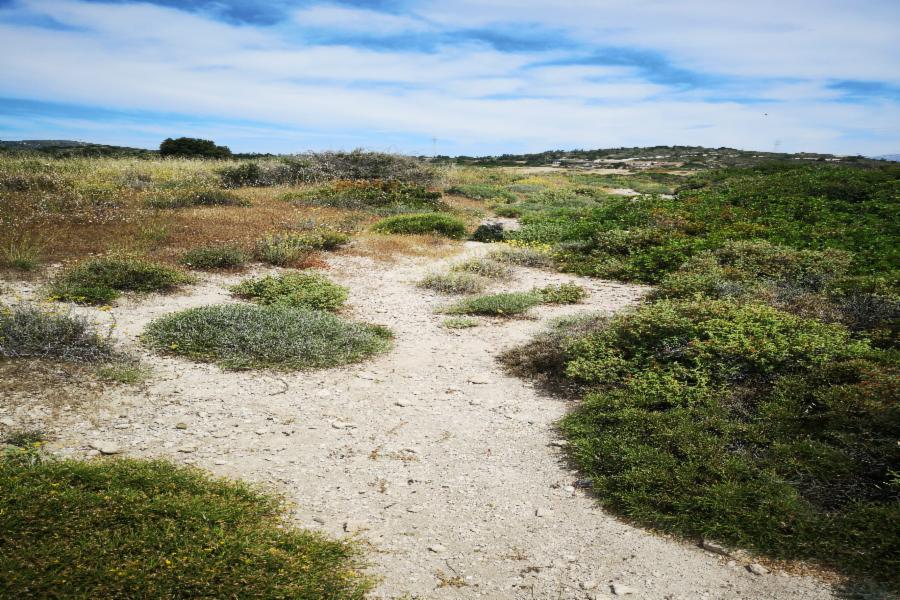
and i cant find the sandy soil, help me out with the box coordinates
[1,242,837,599]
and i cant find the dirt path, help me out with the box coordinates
[2,243,836,599]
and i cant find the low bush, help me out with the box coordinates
[145,187,248,209]
[282,180,442,210]
[95,361,150,384]
[0,304,114,362]
[143,304,391,370]
[488,245,556,269]
[442,317,480,329]
[371,213,467,239]
[179,245,247,270]
[48,257,193,304]
[231,273,348,311]
[534,283,587,304]
[254,230,349,267]
[417,272,487,295]
[442,292,542,316]
[0,455,371,598]
[450,258,512,280]
[254,234,307,267]
[509,297,900,588]
[293,229,351,251]
[470,222,505,243]
[3,428,46,447]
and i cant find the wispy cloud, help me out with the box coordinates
[1,0,898,154]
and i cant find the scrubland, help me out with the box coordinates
[1,150,897,598]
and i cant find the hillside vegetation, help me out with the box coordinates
[499,162,899,591]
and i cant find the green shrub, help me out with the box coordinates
[0,455,371,598]
[488,245,555,269]
[179,245,247,270]
[442,317,480,329]
[159,136,231,158]
[450,257,512,280]
[143,304,391,371]
[293,229,351,251]
[417,272,487,295]
[534,283,587,304]
[0,303,114,362]
[2,428,46,447]
[492,204,523,218]
[254,230,349,267]
[218,162,263,187]
[231,273,348,311]
[254,234,309,267]
[282,180,441,210]
[470,222,505,243]
[48,257,193,304]
[507,297,899,588]
[145,187,248,209]
[372,213,467,239]
[442,292,542,316]
[564,299,865,386]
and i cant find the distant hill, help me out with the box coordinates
[873,154,900,162]
[440,145,886,170]
[0,139,154,158]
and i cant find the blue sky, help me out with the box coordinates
[1,0,898,155]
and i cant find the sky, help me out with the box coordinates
[1,0,899,156]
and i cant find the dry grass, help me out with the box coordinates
[345,232,463,262]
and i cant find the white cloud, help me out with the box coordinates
[0,0,898,154]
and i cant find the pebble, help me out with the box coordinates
[407,505,424,513]
[89,441,121,455]
[177,446,197,453]
[254,429,267,435]
[0,418,15,427]
[395,400,413,407]
[611,583,636,596]
[469,399,482,406]
[580,580,598,590]
[343,520,369,532]
[331,421,354,429]
[175,422,188,430]
[701,539,730,556]
[747,563,770,576]
[427,544,446,553]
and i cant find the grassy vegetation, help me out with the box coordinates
[450,257,513,280]
[534,282,587,304]
[418,271,487,295]
[3,233,44,271]
[0,303,114,362]
[179,245,248,270]
[231,273,349,311]
[48,256,193,304]
[372,213,468,238]
[494,162,900,590]
[143,304,391,370]
[254,229,350,267]
[442,291,543,316]
[282,180,442,211]
[145,187,249,209]
[488,244,555,269]
[508,164,898,285]
[442,317,480,329]
[0,453,371,598]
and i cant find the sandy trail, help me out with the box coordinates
[2,243,835,599]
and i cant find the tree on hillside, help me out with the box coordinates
[159,137,232,158]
